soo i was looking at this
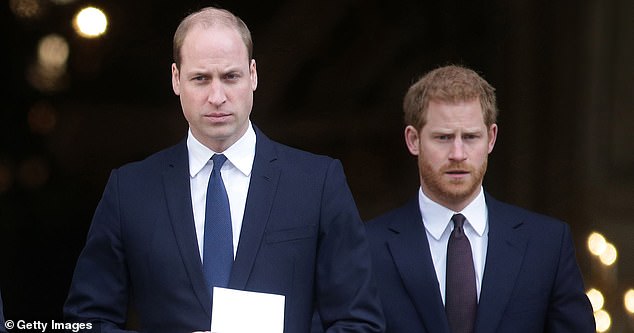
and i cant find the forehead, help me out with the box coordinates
[181,24,249,62]
[425,99,486,127]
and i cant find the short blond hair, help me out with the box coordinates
[173,6,253,69]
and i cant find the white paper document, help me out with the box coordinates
[211,287,285,333]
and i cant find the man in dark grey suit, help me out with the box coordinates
[365,65,595,333]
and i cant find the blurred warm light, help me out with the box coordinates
[594,309,611,332]
[27,62,67,92]
[17,156,49,189]
[28,34,70,92]
[9,0,43,19]
[73,7,108,38]
[625,289,634,314]
[28,102,57,134]
[38,34,69,69]
[588,232,608,256]
[586,288,605,311]
[599,243,618,266]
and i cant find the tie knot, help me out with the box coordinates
[451,213,466,229]
[212,154,228,172]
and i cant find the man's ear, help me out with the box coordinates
[404,125,421,156]
[250,59,258,91]
[171,63,180,96]
[487,123,498,154]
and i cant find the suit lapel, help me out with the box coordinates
[387,197,450,333]
[229,129,280,289]
[474,194,528,333]
[162,140,212,317]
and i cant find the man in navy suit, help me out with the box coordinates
[63,6,384,333]
[365,65,595,333]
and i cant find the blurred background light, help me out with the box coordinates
[586,288,605,312]
[38,34,69,69]
[599,243,618,266]
[9,0,44,19]
[594,309,611,332]
[625,289,634,314]
[588,232,608,256]
[27,34,70,92]
[27,63,67,92]
[73,6,108,38]
[17,156,50,189]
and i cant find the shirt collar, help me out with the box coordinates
[187,121,256,178]
[418,186,488,240]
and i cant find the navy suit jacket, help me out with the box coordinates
[365,193,595,333]
[64,127,384,333]
[0,290,6,333]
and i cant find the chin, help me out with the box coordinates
[442,183,477,199]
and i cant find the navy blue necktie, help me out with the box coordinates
[446,213,477,333]
[203,154,233,292]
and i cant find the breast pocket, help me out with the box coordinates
[265,225,317,244]
[249,225,318,296]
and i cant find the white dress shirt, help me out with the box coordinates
[418,186,489,304]
[187,122,256,260]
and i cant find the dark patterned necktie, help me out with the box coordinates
[445,213,477,333]
[203,154,233,292]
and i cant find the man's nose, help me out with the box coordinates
[207,81,227,106]
[449,139,467,161]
